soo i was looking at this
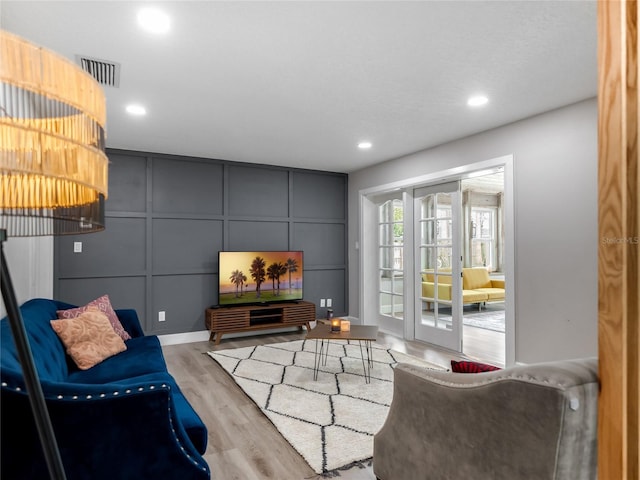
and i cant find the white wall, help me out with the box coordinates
[348,98,598,364]
[0,236,54,318]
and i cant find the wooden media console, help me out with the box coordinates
[205,301,315,345]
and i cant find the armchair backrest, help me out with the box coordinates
[462,267,491,289]
[374,357,598,480]
[422,268,453,284]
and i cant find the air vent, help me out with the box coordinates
[76,55,120,87]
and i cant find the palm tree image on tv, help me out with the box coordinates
[249,256,266,298]
[218,251,304,305]
[267,262,288,296]
[286,257,298,293]
[270,262,287,296]
[267,263,278,296]
[229,270,247,298]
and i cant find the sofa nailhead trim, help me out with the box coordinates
[1,383,28,392]
[165,395,207,471]
[2,382,207,472]
[46,386,169,401]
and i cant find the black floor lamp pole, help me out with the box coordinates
[0,230,67,479]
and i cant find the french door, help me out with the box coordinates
[374,193,405,336]
[414,181,462,351]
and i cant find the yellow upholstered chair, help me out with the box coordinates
[462,267,505,302]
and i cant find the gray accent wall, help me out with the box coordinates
[54,151,347,335]
[349,98,598,364]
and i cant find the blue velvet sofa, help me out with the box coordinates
[1,298,210,479]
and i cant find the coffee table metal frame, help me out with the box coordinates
[305,323,379,383]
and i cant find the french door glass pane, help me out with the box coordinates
[422,195,435,218]
[379,202,391,221]
[437,246,452,269]
[379,246,393,269]
[379,292,392,315]
[421,246,436,272]
[379,269,393,286]
[437,219,451,241]
[393,246,403,271]
[392,295,404,319]
[421,219,435,245]
[437,205,451,218]
[393,201,403,221]
[379,224,392,244]
[392,275,403,295]
[420,301,452,329]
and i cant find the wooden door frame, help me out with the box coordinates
[598,1,640,478]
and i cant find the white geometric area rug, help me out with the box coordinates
[207,339,443,476]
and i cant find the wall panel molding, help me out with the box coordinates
[54,149,348,336]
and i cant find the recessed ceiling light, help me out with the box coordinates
[358,142,372,149]
[126,104,146,116]
[137,8,170,34]
[467,95,489,107]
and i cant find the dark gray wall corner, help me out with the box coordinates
[54,149,348,335]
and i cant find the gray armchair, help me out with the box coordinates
[374,358,598,480]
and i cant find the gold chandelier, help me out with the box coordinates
[0,29,108,236]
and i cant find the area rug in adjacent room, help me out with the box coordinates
[207,339,443,476]
[463,308,505,333]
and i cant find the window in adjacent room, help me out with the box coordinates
[470,207,497,270]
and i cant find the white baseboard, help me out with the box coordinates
[158,330,210,346]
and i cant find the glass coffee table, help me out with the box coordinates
[305,323,379,383]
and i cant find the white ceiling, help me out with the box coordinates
[1,1,597,174]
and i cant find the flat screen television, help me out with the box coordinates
[218,251,304,307]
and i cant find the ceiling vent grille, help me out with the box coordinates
[76,55,121,87]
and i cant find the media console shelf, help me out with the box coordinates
[205,301,316,345]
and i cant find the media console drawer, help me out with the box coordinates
[205,301,315,345]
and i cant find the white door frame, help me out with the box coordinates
[359,154,515,366]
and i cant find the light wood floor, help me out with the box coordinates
[463,326,505,367]
[162,327,500,479]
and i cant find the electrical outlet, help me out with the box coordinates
[73,242,82,253]
[320,299,326,307]
[158,311,166,322]
[326,298,332,307]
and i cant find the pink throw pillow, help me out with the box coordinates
[51,310,127,370]
[57,294,131,341]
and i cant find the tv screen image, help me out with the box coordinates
[218,251,304,306]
